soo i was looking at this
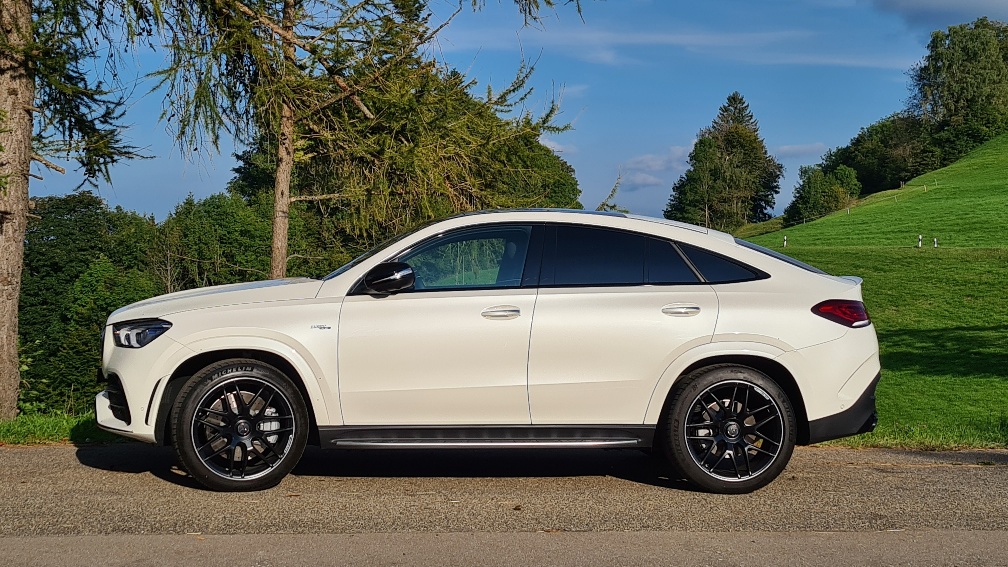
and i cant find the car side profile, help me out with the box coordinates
[96,209,880,494]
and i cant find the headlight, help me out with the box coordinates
[112,319,172,348]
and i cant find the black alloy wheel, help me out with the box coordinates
[665,365,796,494]
[172,359,309,491]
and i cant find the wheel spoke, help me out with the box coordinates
[704,391,726,416]
[729,444,743,479]
[201,406,230,418]
[250,444,278,468]
[699,441,720,470]
[200,440,231,461]
[196,432,225,454]
[247,386,266,415]
[754,414,779,429]
[747,443,777,457]
[236,444,248,479]
[754,431,782,447]
[743,402,774,418]
[232,385,249,415]
[728,385,739,417]
[195,416,227,434]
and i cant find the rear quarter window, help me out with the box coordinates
[678,242,763,283]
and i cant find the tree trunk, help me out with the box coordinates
[0,0,35,419]
[269,101,294,279]
[268,0,297,280]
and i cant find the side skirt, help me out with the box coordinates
[317,425,655,449]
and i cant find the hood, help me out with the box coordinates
[108,278,325,323]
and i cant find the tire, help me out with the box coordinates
[171,359,309,491]
[664,365,796,494]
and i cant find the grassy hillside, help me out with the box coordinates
[749,134,1008,448]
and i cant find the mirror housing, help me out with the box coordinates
[363,262,415,295]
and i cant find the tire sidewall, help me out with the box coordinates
[172,359,309,492]
[665,365,796,494]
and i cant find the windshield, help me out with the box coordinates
[322,219,441,280]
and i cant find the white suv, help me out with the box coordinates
[96,210,880,493]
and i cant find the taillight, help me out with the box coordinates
[812,300,871,328]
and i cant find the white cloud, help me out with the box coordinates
[540,136,576,154]
[559,84,589,98]
[869,0,1008,28]
[622,172,666,192]
[775,142,829,159]
[624,145,693,173]
[437,25,813,66]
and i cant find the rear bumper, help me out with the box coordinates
[806,372,880,444]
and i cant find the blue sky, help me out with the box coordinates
[31,0,1008,219]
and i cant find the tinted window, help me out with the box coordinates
[678,242,759,283]
[400,226,531,290]
[553,225,645,286]
[647,238,700,284]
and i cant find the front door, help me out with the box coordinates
[337,224,537,425]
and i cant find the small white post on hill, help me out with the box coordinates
[783,236,787,248]
[934,237,939,248]
[918,235,923,248]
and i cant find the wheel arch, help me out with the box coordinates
[154,349,323,447]
[652,354,811,446]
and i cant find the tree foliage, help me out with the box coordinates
[782,164,860,226]
[664,92,782,232]
[18,193,158,414]
[910,17,1008,163]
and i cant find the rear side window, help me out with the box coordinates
[553,225,645,286]
[678,242,761,283]
[646,238,700,284]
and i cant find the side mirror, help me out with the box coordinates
[363,262,415,295]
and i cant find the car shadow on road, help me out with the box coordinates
[290,446,697,490]
[74,443,206,490]
[73,443,696,491]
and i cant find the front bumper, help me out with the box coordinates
[95,389,157,442]
[806,372,881,444]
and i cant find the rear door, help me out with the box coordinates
[527,225,719,424]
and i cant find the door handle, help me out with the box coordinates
[662,304,701,317]
[481,305,521,320]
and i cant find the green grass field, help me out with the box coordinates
[748,134,1008,448]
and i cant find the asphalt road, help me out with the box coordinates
[0,444,1006,565]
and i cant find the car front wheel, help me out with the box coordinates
[172,359,309,491]
[665,365,796,494]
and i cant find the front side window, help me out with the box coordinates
[553,225,645,286]
[399,226,532,291]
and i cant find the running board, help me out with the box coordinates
[317,425,655,449]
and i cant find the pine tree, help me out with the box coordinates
[665,92,782,231]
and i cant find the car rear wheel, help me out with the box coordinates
[664,365,796,494]
[172,359,309,491]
